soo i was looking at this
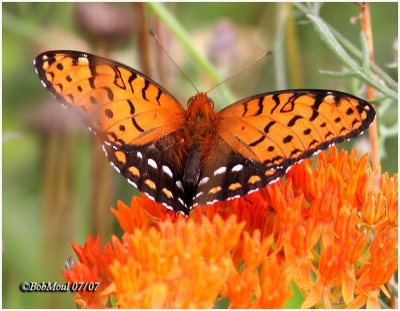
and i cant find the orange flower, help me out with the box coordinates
[111,194,185,233]
[64,146,397,309]
[110,216,283,308]
[63,236,115,308]
[294,148,398,308]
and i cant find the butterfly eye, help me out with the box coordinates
[187,96,196,108]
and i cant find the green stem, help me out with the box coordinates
[294,3,397,100]
[328,23,397,90]
[307,14,397,100]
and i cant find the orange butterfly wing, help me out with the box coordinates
[34,51,185,146]
[34,51,191,214]
[193,90,375,206]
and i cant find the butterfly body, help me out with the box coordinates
[182,93,217,192]
[34,50,375,215]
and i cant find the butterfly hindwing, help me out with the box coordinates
[103,130,190,214]
[193,137,285,207]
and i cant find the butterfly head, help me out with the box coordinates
[188,92,214,108]
[186,92,216,122]
[184,92,217,139]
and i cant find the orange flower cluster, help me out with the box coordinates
[64,147,398,308]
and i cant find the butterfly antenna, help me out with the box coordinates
[206,49,273,94]
[149,29,199,93]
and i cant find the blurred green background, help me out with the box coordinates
[2,2,397,308]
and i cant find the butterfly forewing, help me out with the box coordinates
[216,90,375,167]
[34,51,186,146]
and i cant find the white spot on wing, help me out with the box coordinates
[144,192,155,202]
[177,209,187,216]
[195,191,203,198]
[78,56,88,64]
[41,80,47,88]
[110,162,120,173]
[162,165,173,178]
[161,202,174,211]
[176,180,184,191]
[137,151,143,159]
[127,178,137,188]
[214,166,227,176]
[198,177,209,186]
[206,199,219,205]
[325,95,335,101]
[227,195,240,201]
[178,198,185,206]
[267,178,279,185]
[102,144,108,156]
[231,164,243,172]
[147,158,158,169]
[247,188,260,195]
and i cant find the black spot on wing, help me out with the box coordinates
[249,135,265,147]
[242,101,249,116]
[142,80,150,101]
[309,93,325,121]
[128,72,137,94]
[105,108,113,119]
[156,89,162,105]
[287,115,303,127]
[102,87,114,101]
[127,99,145,133]
[264,120,276,134]
[254,97,264,116]
[270,94,280,114]
[283,135,293,144]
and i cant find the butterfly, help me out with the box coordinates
[34,50,375,216]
